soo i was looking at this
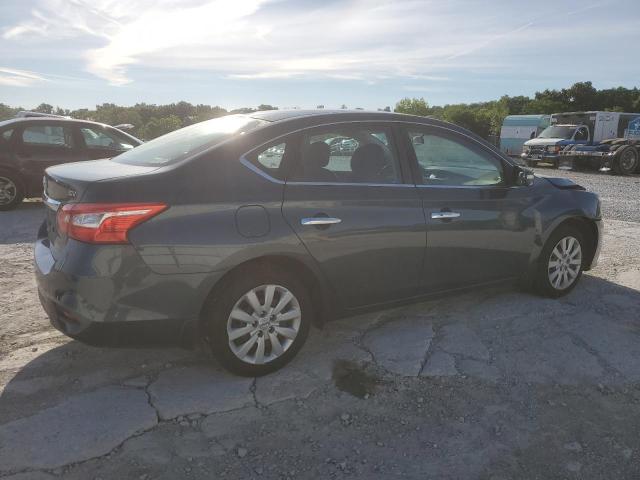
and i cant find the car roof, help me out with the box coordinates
[248,109,432,123]
[247,109,493,142]
[0,116,119,130]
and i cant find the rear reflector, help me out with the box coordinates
[57,203,167,244]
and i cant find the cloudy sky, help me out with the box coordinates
[1,0,638,110]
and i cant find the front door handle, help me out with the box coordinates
[431,211,461,220]
[301,217,342,226]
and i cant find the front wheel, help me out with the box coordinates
[203,266,312,376]
[534,226,585,298]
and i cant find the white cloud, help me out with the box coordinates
[2,0,638,89]
[0,67,48,87]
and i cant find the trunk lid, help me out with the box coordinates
[43,159,162,254]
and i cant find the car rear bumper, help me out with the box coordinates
[34,237,220,347]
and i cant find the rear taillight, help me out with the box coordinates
[57,203,167,244]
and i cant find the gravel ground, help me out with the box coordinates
[534,166,640,223]
[1,169,639,479]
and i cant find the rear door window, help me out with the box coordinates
[291,126,402,184]
[22,125,75,148]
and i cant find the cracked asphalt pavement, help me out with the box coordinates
[1,169,640,479]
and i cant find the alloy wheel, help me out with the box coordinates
[226,284,302,365]
[547,236,582,290]
[0,176,17,205]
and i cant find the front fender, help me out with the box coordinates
[525,185,601,279]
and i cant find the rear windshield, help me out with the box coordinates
[112,115,267,166]
[538,126,576,139]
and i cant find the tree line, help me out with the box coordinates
[1,82,638,141]
[0,101,278,140]
[395,82,640,140]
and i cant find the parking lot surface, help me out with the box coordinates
[1,169,639,479]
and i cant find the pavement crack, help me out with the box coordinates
[551,318,626,380]
[144,374,161,423]
[418,324,444,376]
[250,377,266,409]
[348,312,387,365]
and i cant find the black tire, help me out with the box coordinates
[0,170,24,211]
[612,145,639,175]
[534,225,585,298]
[202,263,313,376]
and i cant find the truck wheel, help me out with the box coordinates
[613,146,639,175]
[0,170,24,211]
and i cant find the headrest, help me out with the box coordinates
[304,141,330,168]
[350,143,386,181]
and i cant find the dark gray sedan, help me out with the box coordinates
[35,110,602,376]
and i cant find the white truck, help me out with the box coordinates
[521,111,640,174]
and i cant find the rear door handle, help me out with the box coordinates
[431,211,461,220]
[301,217,342,226]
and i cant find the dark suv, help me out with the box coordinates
[35,110,602,376]
[0,116,142,210]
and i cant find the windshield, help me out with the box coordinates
[538,125,576,139]
[112,115,267,166]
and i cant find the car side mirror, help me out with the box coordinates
[412,135,424,145]
[515,166,535,186]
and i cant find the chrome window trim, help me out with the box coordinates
[240,157,414,188]
[239,119,511,187]
[287,181,415,188]
[240,120,423,187]
[415,183,510,190]
[240,156,285,185]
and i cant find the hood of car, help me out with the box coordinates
[544,177,585,190]
[524,138,565,146]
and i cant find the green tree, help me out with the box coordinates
[394,97,430,116]
[140,115,183,140]
[0,103,21,121]
[564,81,598,111]
[34,103,54,114]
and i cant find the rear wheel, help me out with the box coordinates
[613,146,639,175]
[535,226,585,298]
[203,266,312,376]
[0,170,24,211]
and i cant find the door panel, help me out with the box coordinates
[404,125,535,291]
[16,123,83,190]
[420,185,535,290]
[281,123,426,309]
[283,184,426,307]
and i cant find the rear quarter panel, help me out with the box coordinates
[125,142,314,277]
